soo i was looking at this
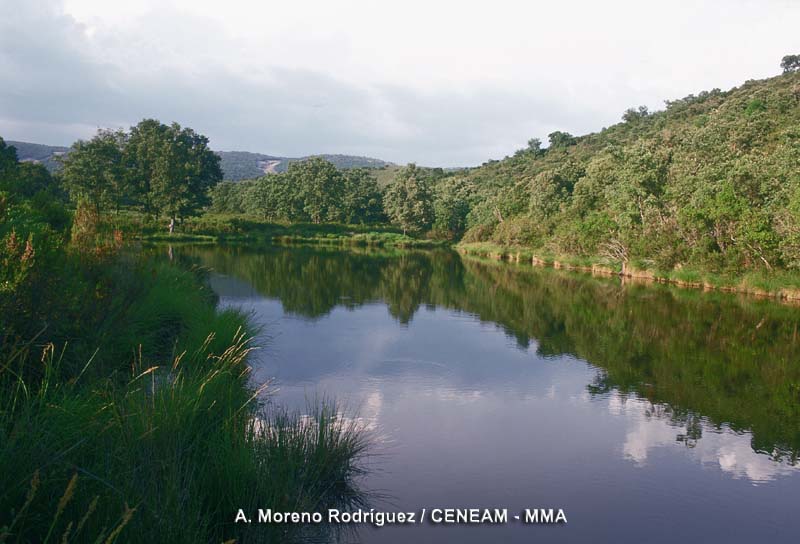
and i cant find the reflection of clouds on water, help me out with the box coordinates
[608,391,624,415]
[428,388,484,403]
[712,443,791,483]
[351,326,403,369]
[321,389,385,438]
[358,389,383,433]
[608,392,800,484]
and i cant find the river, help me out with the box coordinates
[173,244,800,543]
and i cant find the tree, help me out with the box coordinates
[245,176,294,220]
[547,131,577,148]
[529,170,572,222]
[126,120,222,232]
[209,181,246,214]
[285,158,345,223]
[383,164,434,235]
[0,139,58,199]
[342,168,383,224]
[58,129,127,214]
[433,177,471,238]
[622,105,650,122]
[0,137,18,180]
[781,54,800,73]
[604,143,669,232]
[515,137,545,158]
[125,119,167,214]
[527,138,543,154]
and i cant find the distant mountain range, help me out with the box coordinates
[216,151,393,180]
[5,140,394,181]
[7,141,71,172]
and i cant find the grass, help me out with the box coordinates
[106,211,444,248]
[0,257,370,543]
[273,230,443,248]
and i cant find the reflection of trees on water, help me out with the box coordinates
[178,244,800,463]
[380,254,433,324]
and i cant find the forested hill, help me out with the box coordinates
[6,141,69,172]
[216,151,393,180]
[457,69,800,276]
[7,140,392,181]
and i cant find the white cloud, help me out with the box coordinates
[2,0,799,165]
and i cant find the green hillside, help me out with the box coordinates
[453,69,800,277]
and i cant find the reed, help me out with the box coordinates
[0,260,369,543]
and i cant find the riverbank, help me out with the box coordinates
[74,206,800,302]
[0,248,368,543]
[457,242,800,302]
[109,212,445,248]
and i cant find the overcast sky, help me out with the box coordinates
[1,0,798,166]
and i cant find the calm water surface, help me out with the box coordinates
[178,245,800,543]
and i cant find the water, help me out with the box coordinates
[175,244,800,543]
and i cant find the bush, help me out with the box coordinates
[461,223,495,243]
[490,216,541,247]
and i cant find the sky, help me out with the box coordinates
[1,0,798,166]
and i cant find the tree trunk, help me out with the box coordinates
[168,217,175,235]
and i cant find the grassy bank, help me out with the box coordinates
[457,242,800,302]
[107,212,444,248]
[1,253,369,543]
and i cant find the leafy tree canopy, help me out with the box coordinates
[781,54,800,73]
[383,164,434,235]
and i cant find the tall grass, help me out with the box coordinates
[0,259,370,543]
